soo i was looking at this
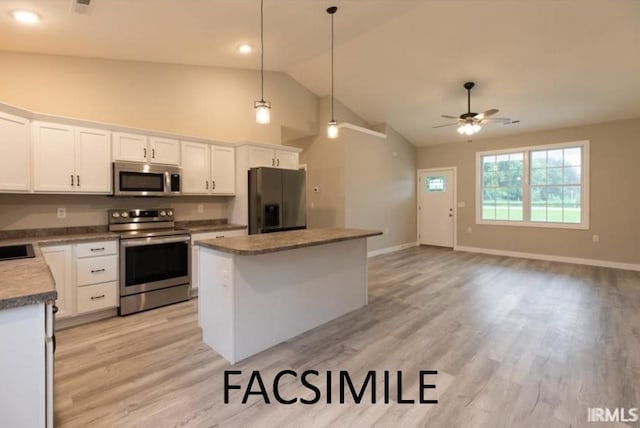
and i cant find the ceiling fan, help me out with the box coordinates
[434,82,513,136]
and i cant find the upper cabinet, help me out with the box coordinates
[33,121,111,194]
[181,142,235,195]
[0,111,31,192]
[248,146,299,170]
[112,132,179,165]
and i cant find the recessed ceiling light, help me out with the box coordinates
[12,10,40,25]
[237,44,253,55]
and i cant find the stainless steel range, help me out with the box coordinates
[109,208,191,316]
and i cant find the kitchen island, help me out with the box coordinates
[196,228,381,364]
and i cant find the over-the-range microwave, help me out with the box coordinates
[113,161,181,197]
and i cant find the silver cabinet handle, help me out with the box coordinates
[215,235,224,238]
[212,180,216,190]
[206,180,209,190]
[277,158,280,167]
[90,294,105,300]
[152,148,155,159]
[144,147,147,158]
[77,175,80,187]
[90,268,106,273]
[272,158,275,166]
[70,174,74,186]
[90,247,105,252]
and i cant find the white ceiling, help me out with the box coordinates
[1,0,639,146]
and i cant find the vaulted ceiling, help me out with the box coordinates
[1,0,639,146]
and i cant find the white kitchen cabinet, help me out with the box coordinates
[149,136,180,165]
[0,302,52,428]
[41,240,119,321]
[112,132,148,163]
[0,111,31,192]
[191,229,247,297]
[181,141,235,195]
[113,133,180,165]
[210,145,235,195]
[33,122,111,194]
[75,127,112,193]
[33,122,76,192]
[181,141,210,194]
[40,245,74,319]
[275,150,299,170]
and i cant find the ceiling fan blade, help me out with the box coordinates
[481,117,511,123]
[432,123,458,128]
[475,108,499,120]
[441,114,459,120]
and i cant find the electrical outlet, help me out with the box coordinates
[57,208,66,219]
[458,201,466,208]
[592,234,599,243]
[384,227,389,234]
[197,204,204,214]
[467,227,472,233]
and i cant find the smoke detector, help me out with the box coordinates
[70,0,94,15]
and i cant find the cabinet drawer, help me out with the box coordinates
[76,255,117,286]
[191,229,247,243]
[76,282,118,314]
[75,241,117,258]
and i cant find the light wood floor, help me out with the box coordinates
[55,246,640,428]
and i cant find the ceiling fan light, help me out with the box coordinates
[327,121,339,139]
[457,123,481,136]
[255,100,271,124]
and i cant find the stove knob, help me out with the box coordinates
[112,212,120,218]
[167,210,173,217]
[121,211,129,218]
[160,211,166,217]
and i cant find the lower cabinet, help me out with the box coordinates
[41,240,119,322]
[191,229,247,294]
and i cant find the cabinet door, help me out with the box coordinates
[41,245,74,319]
[181,141,210,194]
[248,146,275,168]
[0,112,30,191]
[32,122,76,192]
[112,132,148,163]
[149,137,180,165]
[75,127,112,193]
[275,150,299,170]
[210,145,235,194]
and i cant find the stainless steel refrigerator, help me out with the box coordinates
[248,167,306,235]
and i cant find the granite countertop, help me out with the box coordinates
[181,223,247,234]
[0,230,119,311]
[195,228,382,255]
[0,256,57,310]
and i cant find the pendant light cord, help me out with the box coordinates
[330,10,335,121]
[260,0,265,102]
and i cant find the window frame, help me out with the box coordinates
[475,140,590,230]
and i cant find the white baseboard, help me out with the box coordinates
[454,245,640,272]
[368,241,418,258]
[56,308,118,331]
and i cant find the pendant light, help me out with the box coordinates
[254,0,271,124]
[326,6,338,139]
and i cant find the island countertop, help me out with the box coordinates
[195,227,382,255]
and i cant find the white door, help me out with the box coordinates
[112,132,148,163]
[210,145,235,194]
[149,137,180,165]
[33,122,76,192]
[75,127,111,193]
[248,146,275,168]
[419,169,455,247]
[0,111,30,191]
[275,150,299,170]
[181,141,210,194]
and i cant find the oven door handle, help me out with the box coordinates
[121,235,191,247]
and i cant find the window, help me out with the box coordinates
[426,176,447,192]
[476,140,589,229]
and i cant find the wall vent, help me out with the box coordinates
[70,0,94,15]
